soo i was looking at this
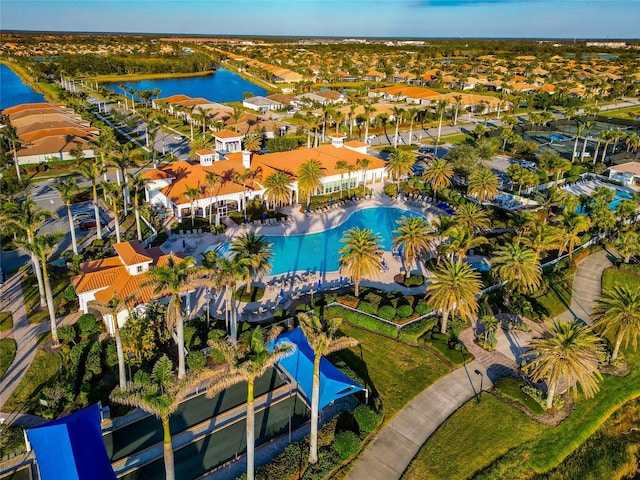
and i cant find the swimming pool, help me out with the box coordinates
[265,207,427,275]
[575,188,634,214]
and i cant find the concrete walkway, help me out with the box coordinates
[558,248,617,325]
[347,359,491,480]
[0,273,79,424]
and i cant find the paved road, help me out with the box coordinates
[558,248,618,325]
[347,359,491,480]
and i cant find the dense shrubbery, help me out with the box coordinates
[522,385,564,410]
[325,305,398,338]
[187,351,206,371]
[398,316,438,343]
[333,431,361,459]
[353,405,382,435]
[377,305,396,321]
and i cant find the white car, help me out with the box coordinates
[173,134,183,141]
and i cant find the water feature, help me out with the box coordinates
[0,63,46,110]
[265,207,427,275]
[103,67,267,103]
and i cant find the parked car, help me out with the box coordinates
[73,213,93,222]
[79,219,107,231]
[173,134,183,140]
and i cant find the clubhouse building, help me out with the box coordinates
[142,132,387,223]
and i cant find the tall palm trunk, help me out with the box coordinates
[134,199,142,242]
[110,202,121,244]
[162,418,176,480]
[246,380,255,480]
[114,325,127,389]
[601,140,611,163]
[309,355,321,464]
[12,142,21,181]
[65,202,78,255]
[440,309,450,335]
[40,260,59,346]
[393,120,400,148]
[92,183,103,240]
[611,333,624,362]
[545,383,556,410]
[26,232,46,308]
[175,305,186,379]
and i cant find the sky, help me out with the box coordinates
[2,0,639,39]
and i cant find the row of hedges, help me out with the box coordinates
[249,405,382,480]
[337,290,433,325]
[324,305,399,338]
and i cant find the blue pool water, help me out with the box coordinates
[576,188,634,214]
[103,67,267,103]
[469,262,491,272]
[0,63,46,110]
[549,133,569,141]
[265,207,426,275]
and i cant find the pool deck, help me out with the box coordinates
[160,184,445,323]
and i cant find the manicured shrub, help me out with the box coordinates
[383,183,399,197]
[522,385,564,410]
[377,305,396,321]
[397,304,413,318]
[338,294,359,308]
[353,405,382,435]
[357,301,374,314]
[57,325,77,344]
[105,339,118,368]
[325,306,398,338]
[414,300,433,316]
[333,431,361,460]
[77,313,100,338]
[187,351,206,371]
[398,316,438,343]
[404,274,424,287]
[64,285,77,302]
[296,303,312,312]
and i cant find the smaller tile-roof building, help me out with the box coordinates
[608,161,640,187]
[72,241,181,333]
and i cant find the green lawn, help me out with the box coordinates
[0,311,13,332]
[2,337,62,413]
[494,376,545,415]
[534,278,573,318]
[598,105,640,120]
[601,266,640,291]
[0,339,17,379]
[22,275,74,324]
[330,323,450,419]
[401,395,547,480]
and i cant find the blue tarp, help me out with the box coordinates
[27,404,116,480]
[272,327,363,409]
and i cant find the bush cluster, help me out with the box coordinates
[398,316,438,343]
[522,385,564,410]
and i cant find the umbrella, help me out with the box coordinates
[382,258,387,268]
[279,288,285,298]
[262,212,267,221]
[339,276,344,288]
[318,279,323,291]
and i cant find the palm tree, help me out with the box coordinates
[452,202,490,232]
[128,173,148,242]
[426,259,481,334]
[112,145,135,215]
[2,123,23,181]
[363,104,375,142]
[614,231,640,264]
[356,158,371,188]
[185,186,201,228]
[144,255,210,378]
[599,129,614,164]
[526,319,603,409]
[75,162,104,240]
[119,84,129,110]
[102,180,122,244]
[467,167,499,203]
[0,199,54,307]
[339,227,383,296]
[52,178,79,255]
[243,133,261,152]
[204,171,221,225]
[88,128,115,182]
[230,232,272,295]
[452,95,463,126]
[297,159,325,209]
[593,285,640,362]
[263,172,293,209]
[435,100,449,151]
[438,226,488,262]
[392,106,405,148]
[208,254,249,343]
[392,215,434,278]
[91,295,128,389]
[207,326,293,480]
[387,149,414,185]
[521,224,563,258]
[111,356,210,480]
[335,160,349,199]
[298,312,359,464]
[422,158,453,201]
[558,212,591,261]
[21,232,64,346]
[492,242,542,293]
[345,163,357,197]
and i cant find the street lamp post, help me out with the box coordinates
[474,369,484,403]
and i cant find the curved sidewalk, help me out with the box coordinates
[347,359,492,480]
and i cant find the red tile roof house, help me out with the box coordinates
[142,139,388,224]
[72,241,185,333]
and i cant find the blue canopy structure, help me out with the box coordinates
[27,404,116,480]
[272,327,363,409]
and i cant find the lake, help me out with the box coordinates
[103,67,267,103]
[0,63,46,110]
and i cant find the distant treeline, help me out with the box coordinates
[31,52,216,77]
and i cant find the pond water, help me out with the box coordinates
[0,63,46,110]
[103,67,267,103]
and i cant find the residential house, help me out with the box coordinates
[608,161,640,187]
[242,96,284,113]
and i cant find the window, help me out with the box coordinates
[136,265,143,273]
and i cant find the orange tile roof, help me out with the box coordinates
[113,241,152,266]
[2,103,58,115]
[142,169,175,181]
[344,140,368,147]
[73,266,126,294]
[81,257,123,274]
[196,149,217,155]
[214,129,244,139]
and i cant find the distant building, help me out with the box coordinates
[2,103,98,164]
[242,96,284,113]
[608,161,640,187]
